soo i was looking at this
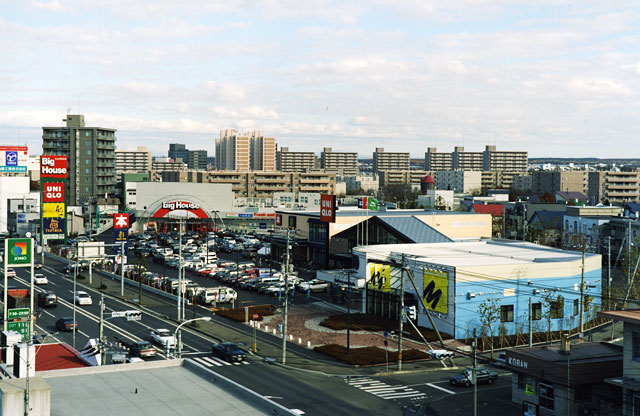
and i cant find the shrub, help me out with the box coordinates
[216,304,275,322]
[314,344,430,366]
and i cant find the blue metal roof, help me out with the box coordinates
[376,216,453,243]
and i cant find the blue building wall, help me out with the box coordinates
[452,269,602,339]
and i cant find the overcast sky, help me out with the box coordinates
[1,1,639,158]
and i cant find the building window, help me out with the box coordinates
[500,305,514,322]
[532,303,542,320]
[550,301,564,319]
[573,299,579,316]
[87,150,92,155]
[633,333,640,360]
[517,374,525,390]
[539,383,554,410]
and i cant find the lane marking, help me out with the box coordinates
[426,383,456,395]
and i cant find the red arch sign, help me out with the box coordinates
[152,201,209,219]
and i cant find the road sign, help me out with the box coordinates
[7,308,30,320]
[384,339,388,347]
[383,330,388,339]
[126,310,142,321]
[111,311,126,318]
[7,320,30,340]
[253,313,259,319]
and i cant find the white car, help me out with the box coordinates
[74,291,93,306]
[34,273,48,285]
[150,329,177,349]
[297,279,329,293]
[5,268,16,278]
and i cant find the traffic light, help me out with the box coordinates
[406,305,417,320]
[429,349,454,359]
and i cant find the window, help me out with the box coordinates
[573,299,579,316]
[539,383,554,410]
[550,301,564,319]
[517,374,525,390]
[500,305,514,322]
[87,150,92,155]
[633,333,640,360]
[532,303,542,320]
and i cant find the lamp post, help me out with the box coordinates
[174,317,211,358]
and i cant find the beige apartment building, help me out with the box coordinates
[320,147,358,176]
[115,146,152,174]
[276,147,319,172]
[425,145,528,172]
[481,171,528,191]
[373,147,410,173]
[425,147,453,171]
[160,170,336,198]
[589,170,640,205]
[216,129,276,171]
[379,170,430,188]
[453,146,484,170]
[151,157,187,172]
[532,171,589,195]
[483,145,528,172]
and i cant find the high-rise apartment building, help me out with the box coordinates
[589,170,640,205]
[425,145,528,172]
[168,143,207,170]
[116,146,152,175]
[425,148,453,171]
[215,129,275,171]
[42,114,116,204]
[373,147,410,173]
[320,147,358,176]
[276,147,318,172]
[151,157,187,172]
[532,171,588,195]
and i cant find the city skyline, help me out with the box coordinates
[1,1,639,158]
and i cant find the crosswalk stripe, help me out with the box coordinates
[345,377,427,401]
[204,356,229,366]
[192,357,212,367]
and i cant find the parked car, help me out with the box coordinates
[449,368,498,387]
[297,279,329,293]
[494,352,507,367]
[150,328,177,348]
[34,273,48,285]
[74,291,93,306]
[211,342,247,363]
[56,317,78,332]
[37,290,58,308]
[129,340,157,358]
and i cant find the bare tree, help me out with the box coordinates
[541,291,564,343]
[477,297,500,359]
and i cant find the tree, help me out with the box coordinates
[541,291,564,342]
[477,297,500,359]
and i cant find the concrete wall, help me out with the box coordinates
[0,377,50,416]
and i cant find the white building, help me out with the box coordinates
[435,170,482,194]
[0,177,31,235]
[116,146,152,175]
[417,189,454,210]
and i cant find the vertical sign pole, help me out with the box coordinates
[3,243,7,332]
[29,238,34,338]
[120,240,125,297]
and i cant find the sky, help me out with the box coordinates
[1,1,639,158]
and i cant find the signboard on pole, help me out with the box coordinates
[40,155,68,178]
[0,146,28,173]
[40,155,68,243]
[42,182,65,202]
[7,321,30,341]
[6,238,32,266]
[7,308,30,320]
[114,213,129,229]
[275,214,282,227]
[320,194,336,223]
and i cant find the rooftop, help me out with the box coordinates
[511,342,622,365]
[35,343,88,371]
[354,240,598,268]
[277,208,477,217]
[599,309,640,324]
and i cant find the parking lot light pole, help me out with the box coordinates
[174,317,211,358]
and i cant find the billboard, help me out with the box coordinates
[43,218,65,235]
[43,203,65,218]
[40,155,68,178]
[0,146,28,173]
[42,182,65,202]
[422,268,448,314]
[369,263,391,292]
[6,238,32,266]
[320,194,336,223]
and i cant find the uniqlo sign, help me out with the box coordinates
[320,194,336,223]
[114,213,129,229]
[40,155,68,178]
[43,182,65,202]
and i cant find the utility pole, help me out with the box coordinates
[120,240,125,297]
[73,240,78,349]
[99,293,105,342]
[473,328,478,416]
[529,297,533,348]
[579,241,585,337]
[177,219,183,321]
[282,229,290,364]
[398,254,405,371]
[345,269,351,355]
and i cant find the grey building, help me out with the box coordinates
[320,147,358,176]
[276,147,318,172]
[169,143,207,170]
[42,114,117,205]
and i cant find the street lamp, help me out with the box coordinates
[174,317,211,358]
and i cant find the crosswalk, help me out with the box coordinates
[345,377,427,400]
[191,356,250,367]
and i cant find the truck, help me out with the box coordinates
[197,287,237,305]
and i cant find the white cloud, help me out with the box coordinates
[567,78,633,96]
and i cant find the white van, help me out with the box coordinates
[198,287,237,304]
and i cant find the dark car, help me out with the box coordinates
[56,317,78,332]
[449,368,498,387]
[37,290,58,308]
[130,340,157,358]
[211,342,247,363]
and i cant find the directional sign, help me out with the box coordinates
[7,308,30,320]
[7,321,30,340]
[111,311,127,318]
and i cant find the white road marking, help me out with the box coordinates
[426,383,456,395]
[346,377,427,400]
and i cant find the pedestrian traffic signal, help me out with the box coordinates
[406,305,417,320]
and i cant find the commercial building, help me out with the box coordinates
[506,341,622,416]
[115,146,152,174]
[435,170,482,194]
[352,240,602,339]
[373,147,410,173]
[273,209,491,268]
[168,143,208,170]
[160,170,336,199]
[42,114,117,205]
[216,129,276,171]
[425,145,528,172]
[276,147,318,172]
[320,147,358,176]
